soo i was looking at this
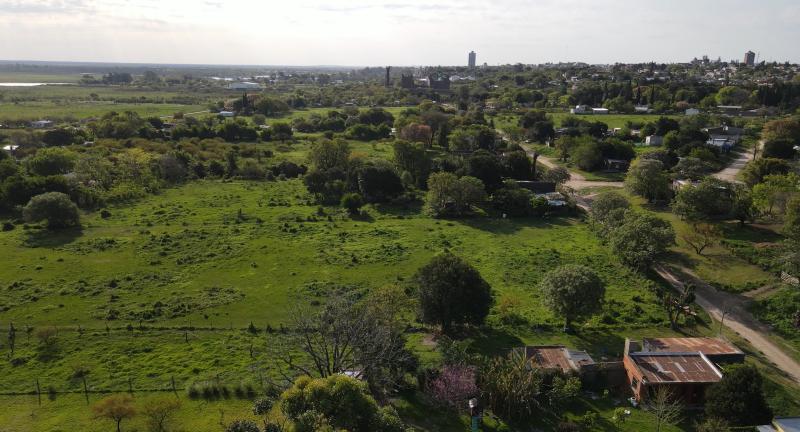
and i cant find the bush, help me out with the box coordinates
[225,419,260,432]
[279,375,404,432]
[2,222,14,231]
[340,193,364,214]
[23,192,80,229]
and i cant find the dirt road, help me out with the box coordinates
[521,144,624,190]
[712,141,759,183]
[654,264,800,385]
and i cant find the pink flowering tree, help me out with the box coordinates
[427,365,478,410]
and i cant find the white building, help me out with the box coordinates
[645,135,663,146]
[30,120,54,129]
[219,111,235,118]
[592,108,609,115]
[227,82,261,90]
[570,105,590,114]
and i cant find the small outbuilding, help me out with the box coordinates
[523,346,595,374]
[30,120,54,129]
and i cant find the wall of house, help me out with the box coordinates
[622,355,644,400]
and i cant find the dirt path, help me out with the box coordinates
[712,141,759,183]
[520,143,624,190]
[654,264,800,384]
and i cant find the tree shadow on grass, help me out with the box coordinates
[456,214,574,235]
[720,222,784,243]
[373,201,424,217]
[23,226,83,248]
[463,326,525,357]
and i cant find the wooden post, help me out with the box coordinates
[128,377,133,394]
[171,376,177,397]
[35,378,41,406]
[82,376,89,404]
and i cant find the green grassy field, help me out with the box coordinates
[493,112,681,131]
[0,72,83,83]
[0,179,667,329]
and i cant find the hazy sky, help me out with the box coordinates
[0,0,798,66]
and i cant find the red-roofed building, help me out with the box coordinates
[623,337,742,405]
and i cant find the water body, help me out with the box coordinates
[0,82,73,87]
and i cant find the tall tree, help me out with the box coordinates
[538,264,605,332]
[91,394,137,432]
[416,253,493,334]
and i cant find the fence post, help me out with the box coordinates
[83,376,89,404]
[35,378,41,406]
[171,376,178,398]
[128,377,133,394]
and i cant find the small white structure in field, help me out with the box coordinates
[30,120,54,129]
[645,135,663,146]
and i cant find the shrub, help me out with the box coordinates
[225,419,260,432]
[340,193,364,215]
[23,192,80,229]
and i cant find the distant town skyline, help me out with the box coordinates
[0,0,798,66]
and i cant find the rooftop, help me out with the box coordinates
[774,417,800,432]
[630,352,722,384]
[642,337,743,357]
[524,346,594,373]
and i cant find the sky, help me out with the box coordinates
[0,0,798,66]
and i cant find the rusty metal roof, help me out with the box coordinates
[642,337,743,356]
[524,346,594,373]
[631,352,723,384]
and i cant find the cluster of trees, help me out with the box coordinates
[590,192,676,270]
[303,139,405,209]
[0,138,307,227]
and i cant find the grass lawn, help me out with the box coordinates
[492,112,681,130]
[0,72,83,83]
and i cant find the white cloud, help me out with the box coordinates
[0,0,797,65]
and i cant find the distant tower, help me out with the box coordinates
[744,50,756,67]
[468,51,476,68]
[385,66,391,87]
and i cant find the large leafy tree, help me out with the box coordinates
[23,192,80,229]
[705,364,773,426]
[610,211,675,270]
[415,253,493,334]
[625,158,671,202]
[672,177,735,221]
[424,172,486,217]
[25,147,76,176]
[392,140,431,188]
[279,375,404,432]
[538,264,605,332]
